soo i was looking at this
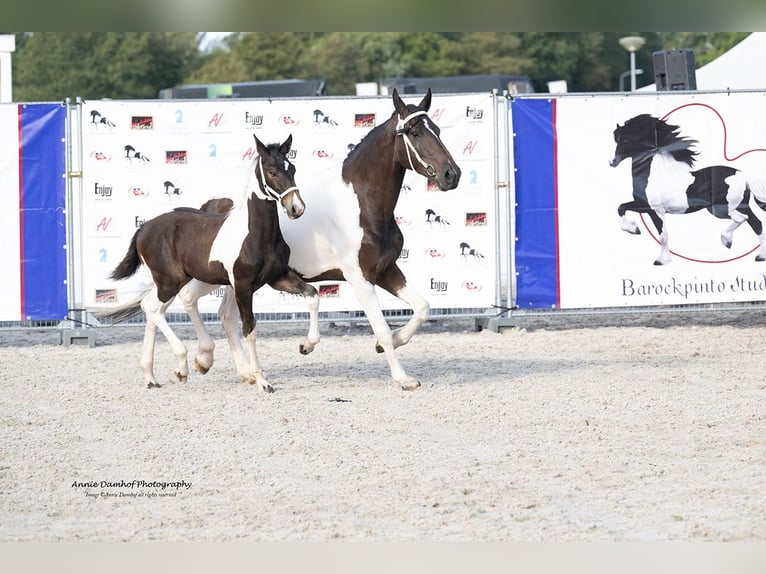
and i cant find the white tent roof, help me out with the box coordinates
[639,32,766,91]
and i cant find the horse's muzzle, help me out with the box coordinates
[436,164,461,191]
[282,191,306,219]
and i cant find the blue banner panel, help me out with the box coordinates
[512,99,558,308]
[20,103,67,320]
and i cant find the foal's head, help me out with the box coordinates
[392,88,461,191]
[253,134,305,219]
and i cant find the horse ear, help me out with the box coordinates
[392,88,408,117]
[253,134,267,155]
[279,134,293,156]
[418,88,432,111]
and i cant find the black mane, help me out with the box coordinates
[618,114,699,167]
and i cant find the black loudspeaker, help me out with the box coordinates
[653,49,697,90]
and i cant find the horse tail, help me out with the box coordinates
[109,230,142,280]
[95,287,151,324]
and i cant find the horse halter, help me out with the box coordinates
[395,110,437,177]
[253,155,299,203]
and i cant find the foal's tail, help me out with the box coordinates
[95,289,150,324]
[109,229,142,280]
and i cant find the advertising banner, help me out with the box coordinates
[514,93,766,309]
[80,94,497,315]
[0,103,67,321]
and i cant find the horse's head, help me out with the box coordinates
[253,134,305,219]
[392,88,461,191]
[610,114,664,167]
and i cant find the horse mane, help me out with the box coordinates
[342,110,397,179]
[624,114,699,167]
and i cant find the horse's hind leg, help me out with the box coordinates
[179,279,217,374]
[141,286,190,385]
[269,270,320,355]
[720,210,747,250]
[740,207,766,261]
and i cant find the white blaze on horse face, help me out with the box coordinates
[645,152,694,213]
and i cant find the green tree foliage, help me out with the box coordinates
[8,31,754,100]
[13,32,201,101]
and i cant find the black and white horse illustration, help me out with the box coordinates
[124,145,150,164]
[425,208,450,226]
[163,181,182,198]
[459,241,484,260]
[90,110,116,128]
[313,109,338,127]
[610,113,766,265]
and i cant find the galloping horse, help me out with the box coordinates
[610,113,766,265]
[104,135,320,391]
[184,89,461,390]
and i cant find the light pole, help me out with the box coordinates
[619,35,646,91]
[619,69,644,92]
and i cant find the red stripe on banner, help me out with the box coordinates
[17,105,24,318]
[552,98,561,308]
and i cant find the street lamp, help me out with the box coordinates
[619,69,644,92]
[619,35,646,91]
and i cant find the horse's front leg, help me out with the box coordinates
[269,269,320,355]
[178,279,217,375]
[376,264,429,351]
[647,210,671,265]
[234,282,272,393]
[618,201,642,235]
[344,268,419,391]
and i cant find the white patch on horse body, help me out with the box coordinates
[646,153,695,213]
[278,164,364,278]
[725,171,748,215]
[208,194,250,284]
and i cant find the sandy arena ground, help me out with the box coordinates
[1,310,765,541]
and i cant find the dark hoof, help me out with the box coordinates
[375,343,384,354]
[147,382,162,389]
[757,255,765,262]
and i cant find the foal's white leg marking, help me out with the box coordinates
[242,325,272,393]
[217,286,250,382]
[140,287,189,386]
[387,284,430,350]
[179,280,217,374]
[300,293,320,355]
[216,287,271,392]
[344,268,419,390]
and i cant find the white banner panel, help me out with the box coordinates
[555,92,766,307]
[0,104,21,320]
[80,94,496,315]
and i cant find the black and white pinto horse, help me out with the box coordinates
[104,135,320,391]
[184,89,461,390]
[610,113,766,265]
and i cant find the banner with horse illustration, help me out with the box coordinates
[0,103,67,321]
[79,94,497,315]
[513,92,766,309]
